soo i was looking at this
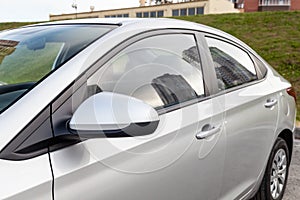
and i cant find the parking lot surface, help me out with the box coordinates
[284,139,300,200]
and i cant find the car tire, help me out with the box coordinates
[251,137,290,200]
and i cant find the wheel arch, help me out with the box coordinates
[278,129,294,165]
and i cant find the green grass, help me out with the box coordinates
[0,11,300,119]
[0,22,35,31]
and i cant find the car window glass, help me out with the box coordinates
[206,37,258,91]
[0,25,114,113]
[88,34,204,109]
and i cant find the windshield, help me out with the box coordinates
[0,24,114,113]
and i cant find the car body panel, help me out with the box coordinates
[50,97,227,200]
[0,155,52,200]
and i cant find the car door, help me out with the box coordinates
[0,104,54,200]
[203,35,279,199]
[49,31,227,200]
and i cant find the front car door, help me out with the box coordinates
[0,23,117,200]
[50,31,227,200]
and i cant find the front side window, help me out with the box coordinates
[88,34,205,110]
[0,25,114,113]
[206,37,257,90]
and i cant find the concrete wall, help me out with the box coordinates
[208,0,239,14]
[50,0,239,21]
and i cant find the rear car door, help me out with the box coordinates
[50,31,227,200]
[203,35,279,199]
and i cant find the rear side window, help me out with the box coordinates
[88,34,205,110]
[206,37,258,91]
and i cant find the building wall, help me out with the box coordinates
[208,0,239,14]
[291,0,300,10]
[49,0,239,21]
[242,0,300,12]
[244,0,259,12]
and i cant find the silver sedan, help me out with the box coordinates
[0,18,296,200]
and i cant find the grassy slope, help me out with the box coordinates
[0,11,299,119]
[0,22,35,31]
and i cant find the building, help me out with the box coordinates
[235,0,300,12]
[49,0,239,21]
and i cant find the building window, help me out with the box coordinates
[157,10,164,17]
[259,0,290,6]
[123,14,129,18]
[197,7,204,15]
[117,14,122,18]
[104,15,110,18]
[180,8,187,16]
[172,9,179,16]
[150,11,156,18]
[136,12,142,18]
[188,8,195,16]
[143,12,149,18]
[111,15,116,18]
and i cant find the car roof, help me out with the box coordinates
[28,18,228,38]
[25,18,253,55]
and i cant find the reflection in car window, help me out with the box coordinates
[88,34,205,109]
[206,37,258,90]
[0,25,114,113]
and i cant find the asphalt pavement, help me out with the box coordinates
[283,139,300,200]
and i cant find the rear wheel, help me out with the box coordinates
[251,137,290,200]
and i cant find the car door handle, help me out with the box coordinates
[196,124,221,140]
[264,99,278,108]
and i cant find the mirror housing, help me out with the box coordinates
[69,92,159,138]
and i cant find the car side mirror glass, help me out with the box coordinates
[69,92,160,138]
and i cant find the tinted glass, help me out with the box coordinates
[157,11,164,17]
[150,11,156,18]
[0,25,114,113]
[180,9,187,16]
[88,34,205,109]
[172,9,179,16]
[206,37,258,90]
[136,12,142,18]
[197,7,204,15]
[143,12,149,18]
[188,8,195,16]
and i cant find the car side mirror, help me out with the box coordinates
[69,92,159,138]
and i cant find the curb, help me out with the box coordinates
[295,127,300,140]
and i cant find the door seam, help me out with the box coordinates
[48,147,55,200]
